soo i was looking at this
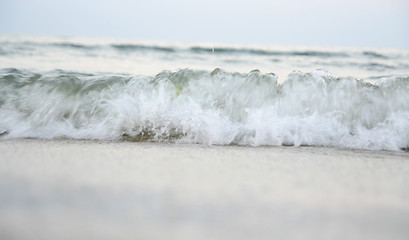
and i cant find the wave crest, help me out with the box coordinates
[0,68,408,151]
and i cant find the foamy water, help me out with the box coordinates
[1,35,408,151]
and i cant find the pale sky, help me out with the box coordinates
[1,0,408,48]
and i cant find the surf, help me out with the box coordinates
[1,68,408,151]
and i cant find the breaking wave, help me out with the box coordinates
[0,68,408,151]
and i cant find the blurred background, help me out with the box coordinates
[1,0,409,48]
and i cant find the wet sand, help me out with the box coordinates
[0,140,408,240]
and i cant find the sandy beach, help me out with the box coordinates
[0,140,408,240]
[2,0,409,239]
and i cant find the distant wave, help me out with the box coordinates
[362,51,389,59]
[1,68,408,151]
[363,62,396,71]
[190,46,349,58]
[111,44,175,52]
[2,40,398,60]
[53,42,99,50]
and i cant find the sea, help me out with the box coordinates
[1,35,408,151]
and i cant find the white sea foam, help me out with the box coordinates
[0,68,408,151]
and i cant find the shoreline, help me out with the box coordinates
[2,137,408,154]
[1,139,408,240]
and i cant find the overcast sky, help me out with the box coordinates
[1,0,408,48]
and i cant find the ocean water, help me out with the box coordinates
[0,35,408,151]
